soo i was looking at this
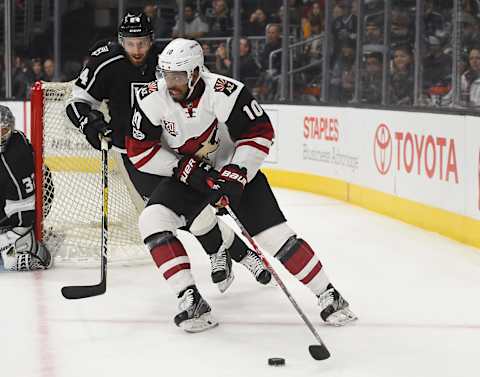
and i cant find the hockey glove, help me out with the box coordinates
[80,110,112,151]
[173,155,219,194]
[208,164,247,210]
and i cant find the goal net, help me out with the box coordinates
[31,81,149,266]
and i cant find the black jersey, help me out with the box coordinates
[0,131,35,228]
[66,42,160,150]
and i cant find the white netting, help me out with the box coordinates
[39,82,149,266]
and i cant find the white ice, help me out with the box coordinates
[1,188,479,377]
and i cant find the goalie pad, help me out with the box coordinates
[0,227,52,271]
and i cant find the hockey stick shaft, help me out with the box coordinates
[224,205,330,360]
[61,138,109,299]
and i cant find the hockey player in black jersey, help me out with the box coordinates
[65,12,271,293]
[129,39,357,331]
[0,105,52,271]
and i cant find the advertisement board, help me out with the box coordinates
[262,104,475,222]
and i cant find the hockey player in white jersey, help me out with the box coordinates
[129,38,357,332]
[0,105,52,271]
[66,12,271,293]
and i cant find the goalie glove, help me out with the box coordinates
[173,156,219,194]
[79,110,112,151]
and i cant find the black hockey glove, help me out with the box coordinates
[80,110,112,151]
[173,155,219,194]
[208,164,247,210]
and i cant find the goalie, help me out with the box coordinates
[0,105,52,271]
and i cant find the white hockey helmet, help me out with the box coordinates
[157,38,204,92]
[0,105,15,153]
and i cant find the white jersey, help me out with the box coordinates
[126,71,274,182]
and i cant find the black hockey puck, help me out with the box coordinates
[268,357,286,366]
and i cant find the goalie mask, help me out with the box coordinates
[0,105,15,153]
[157,38,205,99]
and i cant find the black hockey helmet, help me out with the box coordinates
[118,12,154,41]
[0,105,15,153]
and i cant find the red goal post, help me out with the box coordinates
[30,81,148,266]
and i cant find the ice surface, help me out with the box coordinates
[2,188,479,377]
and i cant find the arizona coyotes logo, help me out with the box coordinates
[214,78,238,96]
[194,127,219,160]
[163,120,177,136]
[178,121,219,162]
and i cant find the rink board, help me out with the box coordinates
[262,105,480,249]
[3,100,479,248]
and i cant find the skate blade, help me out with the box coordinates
[217,270,235,293]
[325,308,358,326]
[181,313,219,333]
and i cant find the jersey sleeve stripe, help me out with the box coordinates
[133,145,162,169]
[85,55,124,92]
[236,122,274,142]
[125,136,159,158]
[236,140,270,154]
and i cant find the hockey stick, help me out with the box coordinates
[61,137,109,299]
[224,205,331,361]
[0,216,8,227]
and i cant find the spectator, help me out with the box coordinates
[364,18,383,45]
[12,56,32,99]
[461,47,480,106]
[275,0,302,27]
[42,59,55,82]
[364,0,383,14]
[259,23,282,72]
[172,4,209,39]
[215,43,231,76]
[390,45,414,105]
[30,58,44,82]
[238,37,261,82]
[332,0,357,43]
[215,38,261,83]
[303,2,324,39]
[391,8,414,47]
[206,0,232,37]
[143,2,162,38]
[423,0,446,41]
[245,8,269,36]
[202,42,215,71]
[330,38,356,103]
[361,51,383,104]
[462,12,480,51]
[423,35,452,100]
[465,0,480,18]
[332,0,357,59]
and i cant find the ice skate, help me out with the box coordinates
[174,286,218,333]
[209,247,234,293]
[238,249,272,285]
[318,284,357,326]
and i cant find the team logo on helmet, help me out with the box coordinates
[214,78,238,96]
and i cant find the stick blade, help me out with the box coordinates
[61,282,106,299]
[309,345,331,360]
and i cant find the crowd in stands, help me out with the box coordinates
[3,0,480,109]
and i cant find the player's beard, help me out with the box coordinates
[127,54,147,66]
[168,87,188,102]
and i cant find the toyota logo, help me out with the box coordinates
[373,123,392,175]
